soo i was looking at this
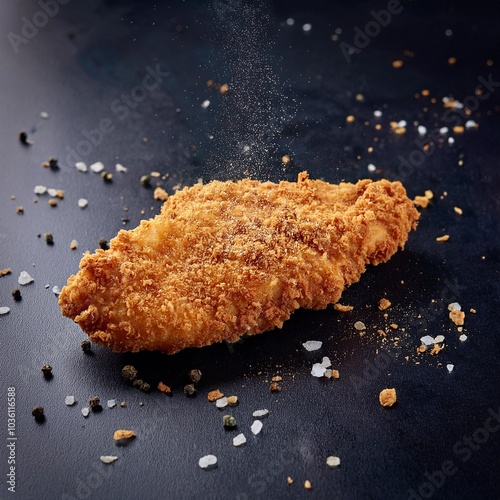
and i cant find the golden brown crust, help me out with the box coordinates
[59,172,419,353]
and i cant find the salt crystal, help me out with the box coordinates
[446,364,454,373]
[75,162,87,172]
[107,399,116,409]
[78,198,88,209]
[439,127,449,134]
[448,302,461,311]
[302,340,322,351]
[420,335,435,346]
[65,396,76,406]
[115,163,127,172]
[373,110,382,118]
[302,23,312,32]
[90,161,104,173]
[252,409,269,419]
[233,433,247,447]
[354,321,366,331]
[201,100,210,109]
[100,455,118,464]
[52,286,61,295]
[81,407,90,417]
[434,335,445,344]
[397,120,407,128]
[18,271,34,285]
[251,420,263,435]
[459,334,467,342]
[34,185,47,195]
[215,397,228,409]
[320,356,332,368]
[0,307,10,315]
[417,125,427,135]
[286,18,295,26]
[40,111,49,119]
[198,455,217,470]
[465,120,476,129]
[326,456,341,468]
[311,363,326,378]
[367,164,376,172]
[48,188,57,197]
[448,137,455,145]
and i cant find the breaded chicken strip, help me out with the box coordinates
[59,172,419,353]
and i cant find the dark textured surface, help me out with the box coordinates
[1,1,499,499]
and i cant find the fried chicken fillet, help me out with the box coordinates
[59,172,419,353]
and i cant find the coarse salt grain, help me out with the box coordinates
[90,161,104,173]
[201,100,210,109]
[439,127,449,134]
[302,340,322,351]
[448,302,461,311]
[65,396,76,406]
[320,356,332,368]
[115,163,127,172]
[417,125,427,135]
[459,334,468,342]
[18,271,34,285]
[253,409,269,419]
[448,137,455,145]
[198,455,217,470]
[78,199,88,209]
[107,399,116,408]
[420,335,435,346]
[40,111,49,119]
[52,286,61,295]
[465,120,477,129]
[81,407,90,417]
[251,420,263,435]
[367,163,376,172]
[311,363,326,378]
[354,321,366,331]
[100,456,118,464]
[286,18,294,26]
[446,364,454,373]
[302,23,312,32]
[233,433,247,447]
[373,110,382,118]
[215,397,228,409]
[326,456,341,468]
[75,162,87,172]
[0,307,10,315]
[34,185,47,195]
[434,335,445,343]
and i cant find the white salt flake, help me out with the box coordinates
[251,420,263,435]
[434,335,445,343]
[198,454,217,470]
[302,23,312,32]
[302,340,322,351]
[115,163,127,172]
[100,455,118,464]
[448,137,455,145]
[465,120,477,129]
[417,125,427,135]
[420,335,435,346]
[320,356,332,368]
[311,363,326,378]
[373,110,382,118]
[48,188,57,197]
[326,456,341,468]
[446,364,454,373]
[18,271,34,285]
[52,286,61,295]
[34,185,47,195]
[459,334,468,342]
[75,162,87,172]
[65,396,76,406]
[107,399,116,409]
[40,111,49,119]
[252,409,269,419]
[354,321,366,331]
[448,302,461,311]
[201,100,210,109]
[215,397,228,409]
[286,18,295,26]
[0,307,10,315]
[81,407,90,417]
[78,198,88,209]
[90,161,104,173]
[367,163,376,172]
[233,433,247,447]
[397,120,407,128]
[439,127,449,134]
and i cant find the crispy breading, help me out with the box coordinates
[59,172,419,353]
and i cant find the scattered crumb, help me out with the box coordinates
[287,477,294,485]
[271,376,282,382]
[346,115,355,123]
[70,240,78,250]
[470,308,476,314]
[430,344,444,355]
[454,207,463,215]
[304,480,313,490]
[425,190,434,199]
[153,187,169,201]
[354,321,366,331]
[269,382,281,392]
[414,195,429,208]
[113,429,135,441]
[334,303,353,312]
[157,382,172,395]
[378,298,391,311]
[332,369,340,380]
[436,235,450,242]
[207,389,224,402]
[226,396,238,406]
[0,268,12,277]
[281,155,291,165]
[379,388,397,407]
[449,309,465,326]
[453,125,465,134]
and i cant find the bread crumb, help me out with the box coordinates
[219,83,229,94]
[346,115,355,123]
[157,382,172,395]
[436,234,450,242]
[0,268,12,277]
[334,303,353,312]
[113,429,135,440]
[287,476,294,485]
[449,309,465,326]
[153,187,169,201]
[470,308,476,314]
[269,382,281,392]
[207,389,224,402]
[304,480,313,490]
[454,206,463,215]
[378,298,391,311]
[332,369,340,380]
[379,388,397,407]
[392,59,404,68]
[424,190,434,200]
[226,396,238,405]
[414,195,429,208]
[271,376,282,382]
[417,345,426,354]
[453,125,465,134]
[430,344,444,355]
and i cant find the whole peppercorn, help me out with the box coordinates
[19,131,29,145]
[140,175,151,187]
[188,369,202,383]
[132,378,144,388]
[41,364,53,377]
[222,415,237,428]
[101,171,113,182]
[183,384,196,397]
[88,396,101,412]
[140,382,151,393]
[44,233,54,245]
[11,289,22,301]
[81,340,91,352]
[32,406,45,421]
[122,365,138,382]
[98,238,109,250]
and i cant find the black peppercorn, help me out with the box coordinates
[188,369,202,383]
[81,340,91,352]
[183,384,196,397]
[32,406,44,421]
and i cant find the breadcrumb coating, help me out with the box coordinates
[59,172,419,353]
